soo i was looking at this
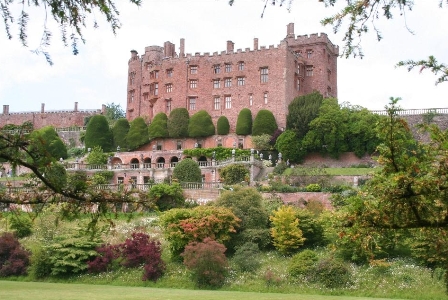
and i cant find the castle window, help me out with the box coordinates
[306,49,313,58]
[157,141,163,150]
[225,95,232,109]
[328,54,331,63]
[190,65,198,74]
[327,69,331,81]
[238,61,245,71]
[213,64,221,74]
[165,99,172,113]
[238,138,244,149]
[166,69,173,77]
[297,78,300,91]
[117,177,124,184]
[237,77,245,86]
[143,93,149,102]
[264,92,268,104]
[214,96,221,110]
[189,97,196,111]
[306,65,313,77]
[225,63,232,73]
[166,83,173,93]
[213,79,221,89]
[150,70,159,79]
[224,78,232,87]
[177,140,182,150]
[190,79,198,89]
[150,83,158,96]
[327,86,332,97]
[128,90,135,103]
[260,67,269,83]
[129,72,136,85]
[249,94,253,106]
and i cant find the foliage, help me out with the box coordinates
[85,115,113,152]
[294,208,327,248]
[28,243,52,279]
[183,147,250,161]
[2,0,141,64]
[286,91,324,139]
[311,257,351,288]
[148,113,169,138]
[275,130,305,163]
[288,249,318,278]
[0,232,30,277]
[273,161,287,175]
[182,237,228,288]
[148,182,185,211]
[252,110,278,136]
[67,147,84,159]
[270,206,305,255]
[168,108,190,138]
[216,116,230,135]
[9,212,33,238]
[105,103,125,124]
[160,206,240,259]
[29,126,68,160]
[397,56,448,85]
[188,110,215,137]
[112,118,130,150]
[232,242,261,272]
[85,146,108,165]
[218,164,249,185]
[90,171,114,185]
[235,108,252,135]
[87,244,119,274]
[126,117,149,150]
[305,183,321,192]
[251,134,272,150]
[172,158,202,183]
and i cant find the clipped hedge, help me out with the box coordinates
[126,117,149,150]
[188,110,215,137]
[168,108,189,138]
[112,118,130,150]
[85,115,113,152]
[235,108,252,135]
[217,116,230,135]
[252,109,278,136]
[148,113,169,138]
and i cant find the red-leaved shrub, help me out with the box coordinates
[87,244,120,273]
[0,233,30,277]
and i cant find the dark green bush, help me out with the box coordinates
[9,213,33,238]
[148,113,168,138]
[275,130,306,163]
[235,108,252,135]
[311,257,351,288]
[252,109,277,136]
[126,117,149,150]
[30,126,68,160]
[218,164,249,185]
[112,118,130,150]
[288,249,318,277]
[233,242,261,272]
[168,108,189,138]
[148,182,185,211]
[85,115,113,151]
[28,243,52,279]
[188,110,215,137]
[217,116,230,135]
[273,162,288,175]
[172,158,202,183]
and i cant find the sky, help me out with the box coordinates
[1,0,447,114]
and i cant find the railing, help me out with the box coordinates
[130,163,139,169]
[180,182,223,189]
[371,108,448,116]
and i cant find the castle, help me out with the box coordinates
[126,23,338,130]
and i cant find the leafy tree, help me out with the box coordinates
[235,108,252,135]
[188,110,215,137]
[251,134,272,150]
[217,116,230,135]
[112,118,130,150]
[275,130,305,163]
[232,242,261,272]
[105,103,125,124]
[9,212,33,238]
[126,117,149,150]
[85,115,113,152]
[172,158,202,183]
[286,92,324,139]
[182,238,228,288]
[148,182,185,211]
[252,109,277,136]
[0,233,30,277]
[168,108,189,138]
[85,146,108,165]
[270,205,305,255]
[347,106,383,157]
[3,0,141,64]
[148,113,168,138]
[30,126,68,160]
[159,206,240,259]
[218,164,249,185]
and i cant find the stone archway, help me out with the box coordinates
[156,157,166,168]
[198,155,208,167]
[170,156,179,167]
[130,158,139,169]
[112,157,123,169]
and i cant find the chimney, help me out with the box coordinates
[130,50,138,58]
[164,41,175,57]
[226,40,234,53]
[2,105,9,114]
[286,23,295,38]
[180,38,185,57]
[41,103,45,113]
[102,104,106,114]
[74,102,78,112]
[254,38,258,50]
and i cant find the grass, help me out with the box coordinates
[0,281,401,300]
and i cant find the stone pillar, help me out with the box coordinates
[254,38,258,50]
[286,23,295,38]
[226,40,234,53]
[74,102,78,112]
[2,105,9,114]
[180,38,185,57]
[41,103,45,113]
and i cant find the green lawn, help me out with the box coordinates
[0,281,398,300]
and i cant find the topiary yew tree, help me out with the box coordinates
[235,108,252,135]
[85,115,113,152]
[217,116,230,135]
[112,118,130,150]
[286,91,324,139]
[252,109,277,136]
[172,158,202,183]
[126,117,149,150]
[168,108,189,138]
[188,110,215,137]
[148,113,169,138]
